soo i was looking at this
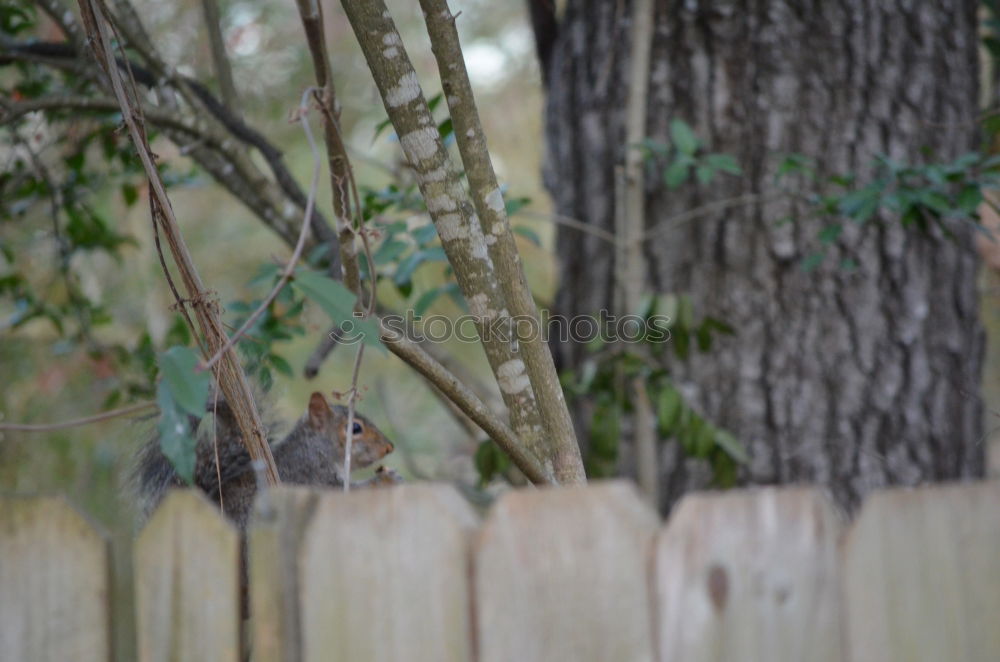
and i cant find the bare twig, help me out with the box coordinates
[642,192,786,241]
[200,88,322,373]
[303,324,344,379]
[341,342,365,491]
[621,0,658,506]
[0,401,156,432]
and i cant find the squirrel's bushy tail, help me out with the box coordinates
[124,384,283,524]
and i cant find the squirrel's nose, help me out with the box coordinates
[387,441,394,452]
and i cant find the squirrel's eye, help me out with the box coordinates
[352,421,363,435]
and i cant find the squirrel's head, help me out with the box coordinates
[307,392,395,469]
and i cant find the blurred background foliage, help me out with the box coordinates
[0,0,552,529]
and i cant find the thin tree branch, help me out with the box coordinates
[337,0,555,477]
[420,0,585,483]
[377,321,553,484]
[77,0,280,485]
[622,0,657,506]
[199,0,240,115]
[2,37,342,272]
[0,401,156,432]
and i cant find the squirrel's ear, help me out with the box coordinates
[307,392,330,425]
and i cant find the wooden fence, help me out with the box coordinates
[2,480,999,661]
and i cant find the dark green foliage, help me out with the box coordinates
[474,439,511,486]
[561,294,746,483]
[776,151,1000,271]
[154,346,211,484]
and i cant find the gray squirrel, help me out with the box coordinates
[128,389,399,529]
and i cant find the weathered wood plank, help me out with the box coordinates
[133,489,240,662]
[655,488,843,662]
[299,484,476,662]
[0,495,111,662]
[248,486,319,662]
[475,481,658,662]
[843,482,1000,662]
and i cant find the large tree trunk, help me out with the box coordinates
[542,0,985,511]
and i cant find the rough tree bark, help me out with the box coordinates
[542,0,985,511]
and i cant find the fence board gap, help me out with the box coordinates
[475,481,659,662]
[299,484,477,662]
[0,495,112,662]
[842,481,1000,662]
[134,489,240,662]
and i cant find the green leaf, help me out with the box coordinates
[984,114,1000,137]
[676,295,694,329]
[474,439,510,486]
[268,353,293,377]
[589,399,620,460]
[292,269,384,351]
[413,287,443,316]
[664,160,689,189]
[0,4,37,34]
[635,138,670,156]
[158,346,210,418]
[775,153,816,180]
[956,185,982,217]
[696,165,715,185]
[393,247,448,285]
[121,183,139,207]
[705,153,742,175]
[818,223,842,245]
[513,225,543,246]
[838,187,879,222]
[248,262,282,288]
[919,190,951,217]
[412,223,438,247]
[801,252,824,272]
[669,119,700,155]
[372,116,394,142]
[673,330,690,359]
[701,316,735,335]
[696,324,712,352]
[505,196,532,216]
[714,429,749,463]
[437,117,454,140]
[694,420,715,457]
[656,385,683,436]
[156,385,197,484]
[373,239,409,266]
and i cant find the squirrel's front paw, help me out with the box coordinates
[370,466,404,486]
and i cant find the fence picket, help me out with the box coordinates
[7,479,1000,660]
[299,484,477,662]
[655,488,843,662]
[843,482,1000,662]
[133,489,240,662]
[474,481,659,662]
[0,495,111,662]
[248,486,320,662]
